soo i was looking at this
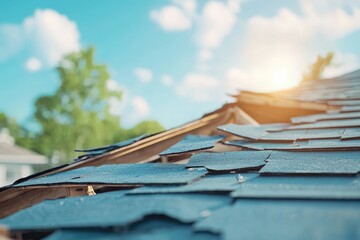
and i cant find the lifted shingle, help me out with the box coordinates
[231,176,360,200]
[0,192,231,230]
[186,151,271,171]
[159,135,225,156]
[15,163,208,187]
[217,124,268,140]
[286,119,360,130]
[129,173,258,194]
[226,138,360,150]
[260,158,360,175]
[291,112,360,124]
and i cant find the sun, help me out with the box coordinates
[270,68,298,90]
[273,69,288,85]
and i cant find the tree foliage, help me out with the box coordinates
[35,47,122,161]
[118,120,165,141]
[4,47,164,164]
[302,52,334,82]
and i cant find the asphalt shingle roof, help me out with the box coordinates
[1,69,360,239]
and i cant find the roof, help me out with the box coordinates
[0,143,47,164]
[0,70,360,240]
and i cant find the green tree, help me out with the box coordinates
[118,120,165,141]
[302,52,334,82]
[34,47,122,162]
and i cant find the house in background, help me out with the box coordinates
[0,128,47,187]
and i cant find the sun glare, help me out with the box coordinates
[272,69,292,88]
[268,67,300,91]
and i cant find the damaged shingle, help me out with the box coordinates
[219,123,350,141]
[186,151,271,171]
[285,119,360,130]
[262,128,344,141]
[225,138,360,150]
[225,140,305,150]
[342,128,360,139]
[194,199,360,240]
[15,163,208,187]
[217,124,268,140]
[0,192,231,230]
[291,112,360,124]
[260,158,360,175]
[340,105,360,112]
[268,150,360,160]
[129,173,258,194]
[159,135,225,156]
[231,176,360,200]
[328,100,360,106]
[75,134,150,160]
[45,227,219,240]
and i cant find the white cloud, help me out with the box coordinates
[231,1,360,92]
[117,95,151,127]
[196,0,240,49]
[176,73,221,101]
[161,74,173,86]
[108,97,123,117]
[0,9,80,70]
[131,96,150,119]
[227,0,241,12]
[323,52,360,78]
[24,9,80,66]
[151,0,241,62]
[134,68,153,83]
[25,57,42,72]
[106,79,127,117]
[198,49,212,61]
[106,79,120,92]
[150,5,192,31]
[300,1,360,39]
[226,68,250,93]
[172,0,196,16]
[195,0,241,62]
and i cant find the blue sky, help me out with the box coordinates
[1,0,360,129]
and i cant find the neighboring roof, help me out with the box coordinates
[0,70,360,240]
[0,143,47,164]
[0,128,46,165]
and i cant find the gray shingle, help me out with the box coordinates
[341,105,360,112]
[231,176,360,199]
[286,119,360,130]
[15,163,208,187]
[225,139,360,150]
[268,150,360,160]
[186,151,271,171]
[342,128,360,139]
[159,135,225,156]
[219,124,348,141]
[45,226,219,240]
[129,173,258,194]
[217,124,268,140]
[260,158,360,175]
[75,135,150,160]
[195,199,360,240]
[76,134,149,153]
[0,192,231,230]
[291,112,360,124]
